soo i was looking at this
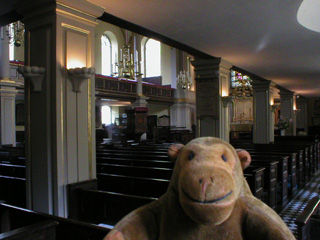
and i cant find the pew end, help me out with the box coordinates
[0,203,110,240]
[0,219,58,240]
[295,196,320,240]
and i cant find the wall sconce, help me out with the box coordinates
[68,67,95,92]
[221,96,234,108]
[18,66,45,92]
[270,104,279,112]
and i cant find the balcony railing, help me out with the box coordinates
[95,74,175,104]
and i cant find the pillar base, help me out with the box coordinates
[132,95,149,108]
[0,81,19,147]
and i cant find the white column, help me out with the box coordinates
[0,26,19,147]
[170,88,195,130]
[279,89,295,136]
[0,26,10,80]
[269,82,277,143]
[191,58,232,140]
[0,83,18,146]
[19,0,104,217]
[252,79,271,143]
[170,48,178,89]
[296,96,308,134]
[218,60,232,142]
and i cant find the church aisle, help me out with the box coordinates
[279,170,320,238]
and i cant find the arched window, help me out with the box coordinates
[101,105,112,125]
[9,24,14,61]
[101,35,112,76]
[145,39,161,77]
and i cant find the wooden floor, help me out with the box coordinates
[279,170,320,238]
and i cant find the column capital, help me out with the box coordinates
[191,58,232,79]
[251,78,271,91]
[278,87,294,99]
[18,0,105,24]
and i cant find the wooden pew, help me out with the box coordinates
[97,163,173,180]
[97,148,168,155]
[235,148,297,195]
[122,144,170,152]
[243,166,265,200]
[0,147,25,165]
[0,203,110,240]
[0,159,26,208]
[0,163,25,178]
[97,173,170,198]
[96,156,174,168]
[250,160,278,210]
[0,152,10,163]
[273,138,316,180]
[96,152,170,161]
[295,196,320,240]
[247,154,289,208]
[68,180,156,226]
[232,143,305,191]
[233,145,285,208]
[0,219,58,240]
[0,176,26,208]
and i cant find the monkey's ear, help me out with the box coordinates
[236,149,251,170]
[168,144,184,163]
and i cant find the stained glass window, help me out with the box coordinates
[230,70,253,98]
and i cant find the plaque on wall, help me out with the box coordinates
[158,115,170,127]
[196,79,219,117]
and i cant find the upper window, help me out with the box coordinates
[101,35,112,76]
[145,39,161,77]
[9,24,14,61]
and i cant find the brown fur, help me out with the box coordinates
[104,137,295,240]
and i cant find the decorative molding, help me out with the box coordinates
[68,67,95,93]
[61,23,90,34]
[57,0,105,18]
[56,8,98,26]
[221,96,234,108]
[17,66,45,92]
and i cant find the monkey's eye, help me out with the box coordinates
[188,151,195,160]
[221,155,227,162]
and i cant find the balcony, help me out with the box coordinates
[95,74,175,104]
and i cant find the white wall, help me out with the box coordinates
[148,104,170,117]
[161,43,172,86]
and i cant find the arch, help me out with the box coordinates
[9,23,14,60]
[101,31,118,76]
[143,38,161,77]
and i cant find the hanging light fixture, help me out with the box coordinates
[177,56,192,90]
[113,31,142,79]
[6,21,24,47]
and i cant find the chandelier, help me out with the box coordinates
[230,70,253,98]
[6,21,24,47]
[113,31,142,80]
[113,44,141,79]
[176,56,192,90]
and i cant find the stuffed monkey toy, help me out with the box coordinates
[104,137,295,240]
